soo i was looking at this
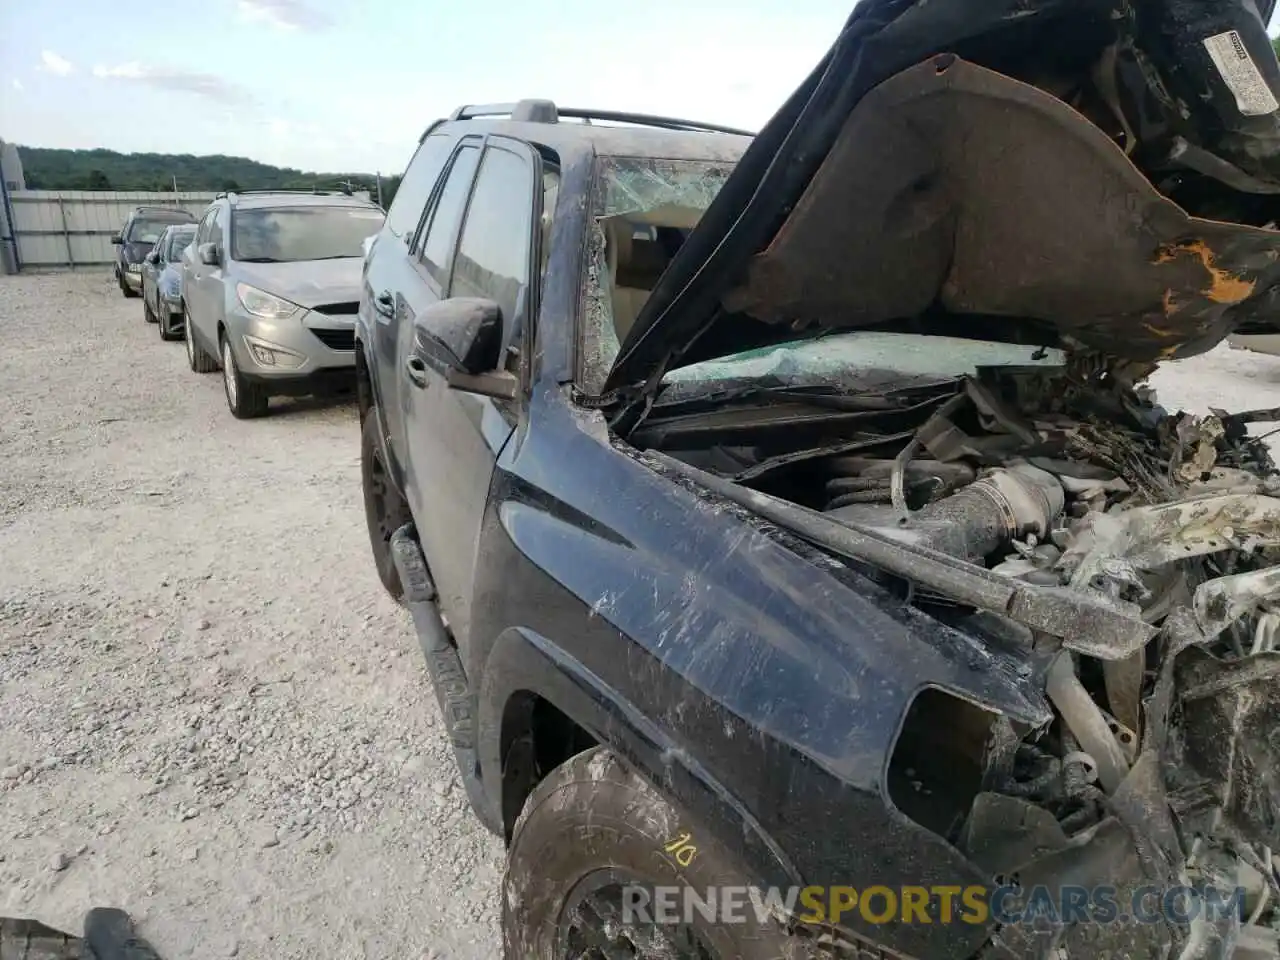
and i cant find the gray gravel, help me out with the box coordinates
[0,272,502,959]
[5,272,1280,959]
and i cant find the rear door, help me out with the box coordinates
[400,136,542,649]
[362,131,456,463]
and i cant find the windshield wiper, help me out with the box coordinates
[307,255,358,261]
[237,257,284,263]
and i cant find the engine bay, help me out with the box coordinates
[638,356,1280,955]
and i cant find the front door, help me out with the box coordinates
[193,207,228,350]
[400,136,542,650]
[185,209,216,339]
[363,130,456,463]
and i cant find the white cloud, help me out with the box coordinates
[39,51,74,76]
[92,63,143,80]
[235,0,330,31]
[92,62,251,105]
[11,79,23,92]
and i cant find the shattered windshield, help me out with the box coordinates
[580,156,733,393]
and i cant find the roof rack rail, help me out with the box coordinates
[445,99,754,137]
[213,186,365,200]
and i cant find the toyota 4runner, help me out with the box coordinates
[356,1,1280,954]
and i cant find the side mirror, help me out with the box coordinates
[146,251,160,264]
[198,243,220,266]
[110,234,123,245]
[412,298,516,400]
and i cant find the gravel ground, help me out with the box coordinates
[5,272,1280,959]
[0,272,503,959]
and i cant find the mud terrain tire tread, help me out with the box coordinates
[502,746,795,960]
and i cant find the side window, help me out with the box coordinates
[450,146,535,346]
[208,206,225,248]
[385,134,453,240]
[195,209,214,244]
[417,145,481,287]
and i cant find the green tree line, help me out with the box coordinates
[17,146,402,207]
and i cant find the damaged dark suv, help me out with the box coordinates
[357,0,1280,955]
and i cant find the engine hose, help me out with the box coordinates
[827,488,893,508]
[826,476,944,510]
[825,477,889,494]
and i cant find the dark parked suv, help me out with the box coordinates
[111,205,197,298]
[357,2,1280,947]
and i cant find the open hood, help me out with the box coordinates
[605,0,1280,394]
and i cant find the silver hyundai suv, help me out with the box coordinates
[180,190,386,419]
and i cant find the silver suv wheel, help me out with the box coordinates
[222,341,238,409]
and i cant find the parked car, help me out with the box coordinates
[180,189,385,419]
[357,30,1280,953]
[140,223,196,341]
[111,205,197,299]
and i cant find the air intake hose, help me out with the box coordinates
[828,463,1065,562]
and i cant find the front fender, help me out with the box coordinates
[478,625,802,894]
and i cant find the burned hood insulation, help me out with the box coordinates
[721,57,1280,364]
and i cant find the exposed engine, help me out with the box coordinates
[817,367,1280,956]
[641,358,1280,957]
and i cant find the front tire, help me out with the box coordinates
[184,305,218,373]
[221,337,269,419]
[159,310,182,342]
[502,748,794,960]
[361,407,411,603]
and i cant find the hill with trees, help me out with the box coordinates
[16,145,401,206]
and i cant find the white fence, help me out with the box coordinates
[7,190,216,271]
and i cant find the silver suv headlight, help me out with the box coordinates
[236,283,300,320]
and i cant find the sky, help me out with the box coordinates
[0,0,855,175]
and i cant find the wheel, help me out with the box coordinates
[159,310,182,342]
[362,407,411,604]
[143,297,158,323]
[221,336,269,419]
[502,747,794,960]
[184,304,218,373]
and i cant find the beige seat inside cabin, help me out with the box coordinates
[602,218,672,350]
